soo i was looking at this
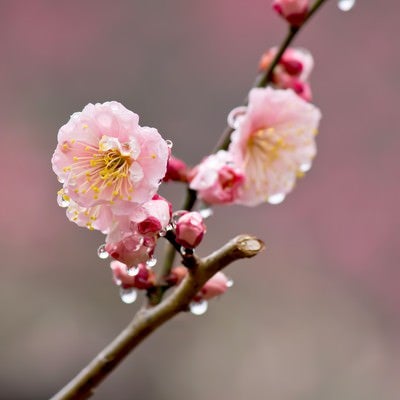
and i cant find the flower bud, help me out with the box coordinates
[163,156,189,182]
[175,211,206,248]
[105,232,153,267]
[272,0,309,26]
[167,266,188,286]
[195,272,230,301]
[110,261,155,289]
[189,151,244,205]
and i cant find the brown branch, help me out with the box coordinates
[50,234,265,400]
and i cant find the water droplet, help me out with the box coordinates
[189,299,208,316]
[226,279,234,288]
[146,256,157,268]
[267,193,286,205]
[227,106,247,129]
[127,267,139,276]
[299,162,312,172]
[57,192,70,208]
[180,246,194,256]
[171,210,187,227]
[119,287,137,304]
[57,177,65,184]
[337,0,356,11]
[97,244,109,259]
[114,278,122,286]
[158,224,173,237]
[199,207,213,219]
[165,139,173,148]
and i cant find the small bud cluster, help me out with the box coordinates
[259,47,314,101]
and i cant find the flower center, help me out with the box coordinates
[246,127,287,167]
[63,136,139,202]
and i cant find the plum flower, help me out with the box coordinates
[189,150,245,205]
[52,101,169,221]
[228,87,321,206]
[105,195,171,267]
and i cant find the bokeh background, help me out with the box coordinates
[1,1,399,399]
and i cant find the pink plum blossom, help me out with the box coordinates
[63,195,114,232]
[105,195,171,266]
[259,47,314,101]
[52,101,169,219]
[228,87,321,206]
[272,0,309,26]
[189,150,245,205]
[175,211,206,248]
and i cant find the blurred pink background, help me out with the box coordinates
[1,1,399,399]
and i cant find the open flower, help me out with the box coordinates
[52,101,169,218]
[228,87,321,206]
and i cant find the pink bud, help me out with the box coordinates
[110,261,155,289]
[163,155,189,182]
[272,0,309,26]
[105,232,153,267]
[195,272,230,301]
[167,266,188,286]
[133,264,156,290]
[280,56,303,76]
[175,211,206,248]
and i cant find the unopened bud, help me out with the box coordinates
[175,211,206,249]
[163,156,189,182]
[272,0,309,27]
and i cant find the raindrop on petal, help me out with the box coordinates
[146,256,157,268]
[165,139,173,148]
[226,279,234,288]
[299,162,312,172]
[158,224,173,237]
[57,192,70,208]
[120,287,137,304]
[227,106,248,130]
[199,207,213,219]
[267,193,286,205]
[171,210,187,227]
[97,244,109,259]
[189,299,208,316]
[337,0,356,11]
[127,267,139,277]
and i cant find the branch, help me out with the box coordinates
[50,235,265,400]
